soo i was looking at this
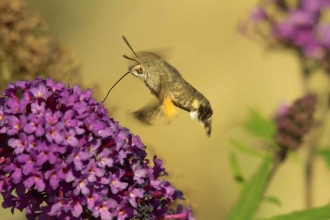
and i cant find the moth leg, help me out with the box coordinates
[133,102,161,125]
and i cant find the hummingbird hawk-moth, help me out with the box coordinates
[103,37,213,136]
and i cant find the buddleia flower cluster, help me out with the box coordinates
[0,77,194,220]
[274,94,317,152]
[241,0,330,73]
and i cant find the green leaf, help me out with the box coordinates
[243,109,276,142]
[262,195,281,207]
[230,139,264,158]
[260,204,330,220]
[229,152,245,189]
[317,148,330,169]
[227,154,273,220]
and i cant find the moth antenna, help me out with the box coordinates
[122,36,139,60]
[123,55,140,64]
[102,72,130,103]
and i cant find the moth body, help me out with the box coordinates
[128,57,213,136]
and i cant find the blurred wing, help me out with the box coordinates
[133,101,161,125]
[136,47,172,60]
[125,48,172,66]
[136,51,162,59]
[133,77,177,125]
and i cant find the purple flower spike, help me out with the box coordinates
[0,78,194,219]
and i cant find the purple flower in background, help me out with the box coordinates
[301,0,323,13]
[317,24,330,48]
[0,78,194,220]
[242,0,330,72]
[274,94,317,150]
[275,103,289,119]
[250,7,266,22]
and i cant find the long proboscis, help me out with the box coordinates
[102,72,130,103]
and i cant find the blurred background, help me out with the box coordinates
[1,0,330,219]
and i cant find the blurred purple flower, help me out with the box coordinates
[250,7,266,22]
[317,24,330,48]
[301,0,323,13]
[243,0,330,68]
[0,77,194,219]
[274,94,317,150]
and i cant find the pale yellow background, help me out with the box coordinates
[2,0,330,219]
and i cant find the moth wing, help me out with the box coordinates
[133,101,161,125]
[124,51,161,67]
[136,51,161,60]
[137,47,172,60]
[132,77,169,125]
[133,77,178,125]
[124,48,172,68]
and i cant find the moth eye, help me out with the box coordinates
[136,66,144,74]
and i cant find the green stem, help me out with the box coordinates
[297,53,313,209]
[263,150,286,195]
[305,150,313,208]
[301,55,330,208]
[304,95,329,208]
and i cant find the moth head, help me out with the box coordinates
[122,36,149,80]
[129,64,146,79]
